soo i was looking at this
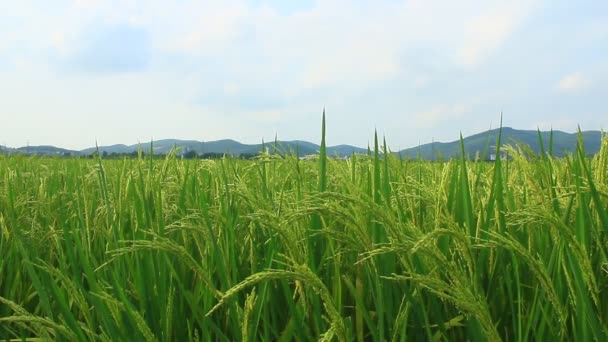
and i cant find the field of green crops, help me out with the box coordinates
[1,125,608,341]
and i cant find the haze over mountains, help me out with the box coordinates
[1,128,605,159]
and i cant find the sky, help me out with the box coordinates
[1,0,607,150]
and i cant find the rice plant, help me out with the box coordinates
[1,122,607,341]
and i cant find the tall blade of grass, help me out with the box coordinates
[549,127,554,157]
[382,136,391,207]
[458,133,474,239]
[318,108,327,193]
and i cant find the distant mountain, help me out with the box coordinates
[80,144,131,155]
[2,127,605,158]
[80,139,368,157]
[327,145,369,156]
[0,145,14,153]
[398,127,605,159]
[13,145,79,156]
[85,139,319,156]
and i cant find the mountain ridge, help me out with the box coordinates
[1,127,605,158]
[398,127,604,159]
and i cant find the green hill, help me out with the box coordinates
[3,127,604,159]
[399,127,604,160]
[14,145,79,156]
[84,139,367,157]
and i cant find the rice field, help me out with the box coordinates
[1,125,608,341]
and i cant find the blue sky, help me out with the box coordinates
[0,0,606,150]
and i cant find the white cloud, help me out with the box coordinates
[1,0,605,151]
[0,1,539,84]
[248,1,406,89]
[223,82,240,95]
[535,115,608,133]
[72,0,102,8]
[558,72,590,92]
[457,14,514,67]
[456,1,539,68]
[412,103,469,128]
[414,75,430,88]
[159,3,249,55]
[534,119,579,132]
[250,110,283,124]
